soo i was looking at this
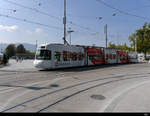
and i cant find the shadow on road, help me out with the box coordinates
[0,84,60,91]
[40,63,139,73]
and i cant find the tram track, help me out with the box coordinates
[0,70,38,75]
[0,74,65,93]
[1,72,150,112]
[38,75,149,112]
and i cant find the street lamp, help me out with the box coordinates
[112,13,117,16]
[67,28,74,45]
[96,17,103,20]
[112,11,121,16]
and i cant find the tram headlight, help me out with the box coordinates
[33,60,43,68]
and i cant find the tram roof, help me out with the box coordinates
[38,43,136,53]
[39,43,105,48]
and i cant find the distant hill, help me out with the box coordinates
[0,43,36,53]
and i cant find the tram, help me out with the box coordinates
[33,43,138,69]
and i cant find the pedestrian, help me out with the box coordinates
[16,56,18,62]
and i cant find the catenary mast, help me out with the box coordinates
[63,0,67,45]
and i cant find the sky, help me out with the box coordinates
[0,0,150,47]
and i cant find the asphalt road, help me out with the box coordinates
[0,60,150,112]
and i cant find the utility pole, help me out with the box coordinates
[36,40,38,49]
[104,24,108,48]
[35,40,38,53]
[63,0,67,45]
[135,38,137,52]
[116,32,119,45]
[68,27,74,45]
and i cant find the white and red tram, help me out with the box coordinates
[33,43,138,69]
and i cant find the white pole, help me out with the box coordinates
[63,0,67,45]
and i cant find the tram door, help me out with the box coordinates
[54,51,62,68]
[84,49,88,66]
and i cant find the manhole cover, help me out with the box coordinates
[91,94,106,100]
[50,84,59,88]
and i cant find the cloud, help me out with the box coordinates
[35,28,43,33]
[26,30,33,35]
[26,28,44,35]
[0,25,18,32]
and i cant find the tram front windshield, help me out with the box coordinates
[36,49,51,60]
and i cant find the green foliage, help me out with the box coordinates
[108,42,116,49]
[31,52,36,55]
[25,50,35,56]
[25,50,31,54]
[128,33,136,50]
[108,42,131,51]
[128,22,150,58]
[2,54,8,65]
[5,44,16,58]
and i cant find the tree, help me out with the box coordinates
[128,33,136,51]
[2,53,8,65]
[5,44,16,58]
[16,44,26,54]
[128,22,150,58]
[108,42,116,49]
[108,42,131,51]
[25,50,31,54]
[118,43,131,51]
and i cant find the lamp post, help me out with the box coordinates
[67,28,74,45]
[63,0,67,45]
[135,37,137,52]
[104,24,108,48]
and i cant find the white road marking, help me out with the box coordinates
[100,80,150,112]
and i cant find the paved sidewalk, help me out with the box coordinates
[0,59,37,72]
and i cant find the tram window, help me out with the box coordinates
[67,52,71,59]
[72,53,77,61]
[89,54,102,60]
[55,52,61,62]
[113,54,116,59]
[41,46,45,49]
[89,55,93,60]
[78,53,84,61]
[106,54,108,60]
[124,55,126,60]
[109,54,112,59]
[111,54,113,59]
[122,55,124,59]
[95,54,102,60]
[36,49,51,60]
[63,51,66,61]
[63,51,70,61]
[69,52,73,59]
[122,55,124,60]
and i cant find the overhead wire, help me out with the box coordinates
[0,13,98,37]
[96,0,150,20]
[0,13,63,30]
[2,0,61,21]
[2,0,98,33]
[112,4,150,16]
[68,21,98,33]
